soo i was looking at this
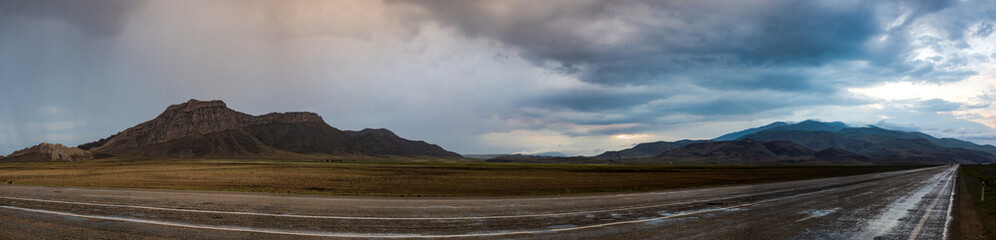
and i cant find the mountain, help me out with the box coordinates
[762,141,815,158]
[813,148,872,164]
[775,120,848,132]
[1,143,93,162]
[343,128,462,157]
[593,140,708,159]
[530,152,569,157]
[739,123,996,164]
[712,122,788,141]
[80,99,460,158]
[597,120,851,161]
[713,120,846,141]
[593,120,996,165]
[463,154,505,159]
[654,139,811,164]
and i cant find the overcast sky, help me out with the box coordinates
[2,0,996,156]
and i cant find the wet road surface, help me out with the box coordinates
[0,165,958,239]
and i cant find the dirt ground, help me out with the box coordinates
[953,173,987,239]
[0,159,925,196]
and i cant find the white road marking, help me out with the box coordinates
[943,169,957,240]
[81,194,154,199]
[0,187,831,238]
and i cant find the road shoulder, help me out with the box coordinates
[952,172,986,240]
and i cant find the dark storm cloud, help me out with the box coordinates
[689,71,818,92]
[0,0,141,36]
[394,0,885,86]
[387,0,988,134]
[532,89,661,112]
[656,99,786,116]
[650,92,871,117]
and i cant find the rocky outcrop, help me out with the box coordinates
[2,143,93,162]
[89,99,324,154]
[84,99,461,158]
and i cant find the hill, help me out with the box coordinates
[1,143,93,162]
[593,140,707,159]
[654,139,812,164]
[79,99,460,158]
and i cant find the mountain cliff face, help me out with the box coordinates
[89,99,323,154]
[81,99,460,158]
[1,143,93,162]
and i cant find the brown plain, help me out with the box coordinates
[0,159,927,196]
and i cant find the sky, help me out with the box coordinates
[2,0,996,156]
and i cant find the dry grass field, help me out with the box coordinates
[0,159,926,196]
[959,165,996,238]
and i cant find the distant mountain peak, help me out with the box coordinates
[784,120,848,132]
[712,121,789,141]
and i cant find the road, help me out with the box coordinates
[0,165,958,239]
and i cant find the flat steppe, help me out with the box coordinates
[0,158,925,196]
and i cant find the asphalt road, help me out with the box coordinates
[0,165,958,239]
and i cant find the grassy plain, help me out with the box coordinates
[0,158,926,196]
[959,165,996,238]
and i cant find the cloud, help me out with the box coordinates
[26,121,84,131]
[36,106,66,115]
[477,129,656,156]
[531,88,660,112]
[915,98,962,112]
[393,0,892,86]
[2,0,995,155]
[0,0,141,36]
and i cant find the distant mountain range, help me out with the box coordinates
[587,120,996,164]
[4,102,994,165]
[466,152,570,160]
[2,99,460,161]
